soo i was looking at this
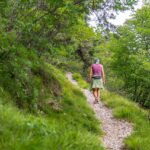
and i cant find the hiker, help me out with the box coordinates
[89,58,105,104]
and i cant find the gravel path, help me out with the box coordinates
[66,72,133,150]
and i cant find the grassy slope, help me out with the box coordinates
[73,73,150,150]
[72,73,89,89]
[0,64,104,150]
[101,91,150,150]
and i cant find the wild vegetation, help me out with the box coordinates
[95,6,150,108]
[0,66,104,150]
[0,0,149,149]
[74,72,150,150]
[102,91,150,150]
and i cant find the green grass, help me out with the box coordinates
[0,64,104,150]
[73,73,150,150]
[101,91,150,150]
[72,73,89,89]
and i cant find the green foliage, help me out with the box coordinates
[72,72,150,150]
[0,0,149,149]
[1,47,37,107]
[0,0,141,109]
[0,2,104,148]
[0,66,104,150]
[73,73,89,89]
[98,6,150,108]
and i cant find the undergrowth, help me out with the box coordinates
[0,65,104,150]
[72,73,89,89]
[101,91,150,150]
[74,73,150,150]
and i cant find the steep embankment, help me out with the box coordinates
[0,64,104,150]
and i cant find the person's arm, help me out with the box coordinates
[89,66,93,82]
[101,65,105,84]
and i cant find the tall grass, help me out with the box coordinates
[0,64,104,150]
[72,73,89,89]
[74,72,150,150]
[101,91,150,150]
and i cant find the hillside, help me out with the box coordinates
[0,64,104,150]
[0,1,150,150]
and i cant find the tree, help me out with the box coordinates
[108,6,150,107]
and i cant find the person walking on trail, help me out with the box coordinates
[89,58,105,104]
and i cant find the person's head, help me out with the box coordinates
[94,58,100,64]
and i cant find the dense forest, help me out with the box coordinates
[0,0,150,150]
[1,0,149,109]
[97,6,150,107]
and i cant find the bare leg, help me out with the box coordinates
[97,88,100,101]
[92,88,98,103]
[92,88,97,99]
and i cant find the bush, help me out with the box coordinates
[72,73,89,89]
[0,67,104,150]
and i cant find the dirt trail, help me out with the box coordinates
[66,72,133,150]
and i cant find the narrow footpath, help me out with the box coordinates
[66,72,133,150]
